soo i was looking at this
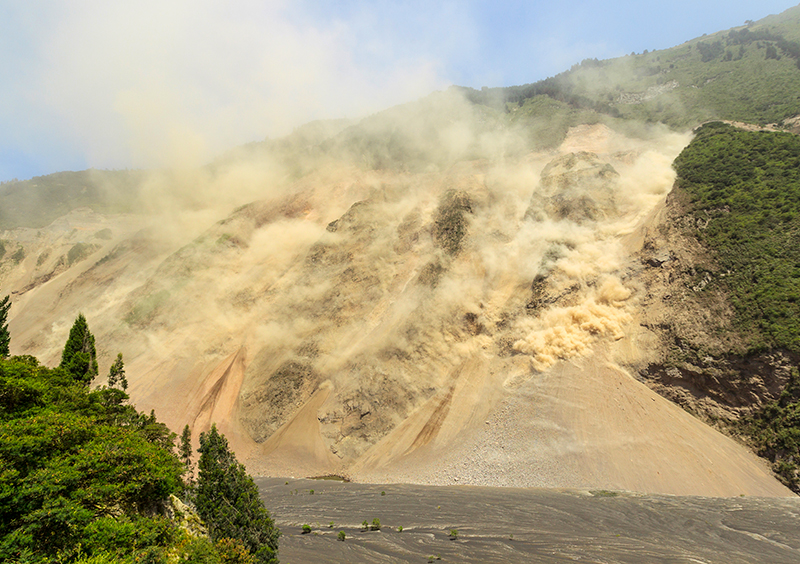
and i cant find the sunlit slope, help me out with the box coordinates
[2,122,791,496]
[464,5,800,133]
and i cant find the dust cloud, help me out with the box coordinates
[2,82,692,472]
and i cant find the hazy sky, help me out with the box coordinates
[1,0,797,181]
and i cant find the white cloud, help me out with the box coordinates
[1,0,451,173]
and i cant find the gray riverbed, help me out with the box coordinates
[256,478,800,563]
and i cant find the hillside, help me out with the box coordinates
[2,6,800,498]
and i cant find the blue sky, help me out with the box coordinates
[1,1,798,182]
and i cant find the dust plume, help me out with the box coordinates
[1,81,692,473]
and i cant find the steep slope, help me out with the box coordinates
[3,8,800,498]
[2,119,791,496]
[635,122,800,491]
[463,5,800,137]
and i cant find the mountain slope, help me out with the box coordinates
[2,8,800,497]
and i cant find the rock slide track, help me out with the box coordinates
[2,124,794,497]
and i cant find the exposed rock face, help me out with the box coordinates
[525,151,618,223]
[630,186,795,425]
[0,124,793,496]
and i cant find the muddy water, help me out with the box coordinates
[257,478,800,564]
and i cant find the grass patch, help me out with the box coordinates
[124,289,170,327]
[673,122,800,353]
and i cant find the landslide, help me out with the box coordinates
[635,122,800,492]
[3,116,794,497]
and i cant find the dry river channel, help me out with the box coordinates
[256,477,800,563]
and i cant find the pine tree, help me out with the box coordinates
[59,313,98,384]
[196,424,280,564]
[0,295,10,358]
[179,424,195,493]
[108,352,127,390]
[180,424,193,466]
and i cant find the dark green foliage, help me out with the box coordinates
[196,424,280,564]
[10,246,24,265]
[0,295,10,358]
[180,424,195,496]
[673,122,800,493]
[0,355,184,562]
[180,424,193,466]
[0,350,277,561]
[459,8,800,129]
[60,313,99,384]
[67,242,95,265]
[745,369,800,491]
[108,352,128,390]
[673,123,800,353]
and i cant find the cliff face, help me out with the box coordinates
[0,123,793,496]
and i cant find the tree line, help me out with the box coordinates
[0,298,280,563]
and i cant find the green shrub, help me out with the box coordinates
[10,246,24,264]
[67,242,94,265]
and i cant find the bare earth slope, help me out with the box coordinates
[1,123,793,497]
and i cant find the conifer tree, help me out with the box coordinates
[0,295,10,358]
[196,424,280,564]
[180,424,193,467]
[179,424,195,494]
[108,352,127,390]
[59,313,98,384]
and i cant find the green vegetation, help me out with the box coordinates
[449,529,458,540]
[124,289,171,327]
[0,296,9,358]
[746,368,800,490]
[67,242,96,266]
[370,518,381,531]
[0,354,182,562]
[0,169,148,230]
[301,524,311,535]
[673,122,800,492]
[0,307,280,562]
[337,530,346,542]
[460,6,800,131]
[60,313,99,384]
[195,424,280,564]
[673,122,800,353]
[10,246,24,265]
[107,353,127,391]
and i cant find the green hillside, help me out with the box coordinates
[0,169,147,230]
[672,122,800,491]
[464,5,800,130]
